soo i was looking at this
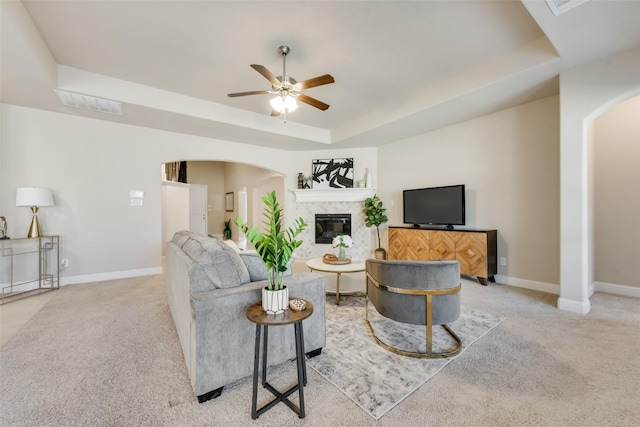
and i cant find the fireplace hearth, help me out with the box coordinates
[315,214,351,244]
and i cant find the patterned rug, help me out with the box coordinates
[307,295,505,420]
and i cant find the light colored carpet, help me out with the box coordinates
[308,297,504,419]
[1,274,639,426]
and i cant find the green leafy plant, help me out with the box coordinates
[363,194,388,251]
[236,190,307,290]
[223,219,232,240]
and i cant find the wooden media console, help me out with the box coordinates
[388,226,497,285]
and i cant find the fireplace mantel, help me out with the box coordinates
[290,188,376,203]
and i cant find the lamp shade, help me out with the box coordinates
[16,187,54,207]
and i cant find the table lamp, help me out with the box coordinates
[16,187,55,238]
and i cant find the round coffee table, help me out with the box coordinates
[306,258,366,305]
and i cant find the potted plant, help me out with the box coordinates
[363,194,389,259]
[223,219,232,240]
[236,190,307,314]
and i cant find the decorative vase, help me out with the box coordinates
[364,168,372,188]
[338,246,347,261]
[298,173,304,189]
[262,286,289,314]
[374,249,387,260]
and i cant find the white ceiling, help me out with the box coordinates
[2,0,640,151]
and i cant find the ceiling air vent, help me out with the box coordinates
[55,90,123,116]
[545,0,590,16]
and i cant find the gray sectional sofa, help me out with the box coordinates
[166,230,326,402]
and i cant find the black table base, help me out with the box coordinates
[251,322,307,419]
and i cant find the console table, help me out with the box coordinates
[0,236,60,304]
[388,227,497,285]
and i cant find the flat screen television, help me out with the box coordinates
[403,184,465,229]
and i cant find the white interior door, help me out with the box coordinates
[161,181,189,254]
[189,184,208,235]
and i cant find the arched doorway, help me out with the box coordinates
[593,95,640,293]
[160,160,285,250]
[559,57,640,313]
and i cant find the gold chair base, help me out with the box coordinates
[365,314,462,359]
[365,270,463,359]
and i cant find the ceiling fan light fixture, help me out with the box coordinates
[228,44,333,116]
[284,95,298,112]
[270,94,298,113]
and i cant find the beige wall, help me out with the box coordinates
[378,96,561,287]
[181,161,288,238]
[2,92,638,295]
[594,95,640,288]
[223,162,286,242]
[0,104,295,283]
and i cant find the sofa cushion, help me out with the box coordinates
[171,230,191,248]
[222,239,240,252]
[240,252,293,281]
[176,231,250,290]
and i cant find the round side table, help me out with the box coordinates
[246,299,314,419]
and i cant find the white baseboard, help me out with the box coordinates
[495,275,638,313]
[495,275,640,299]
[494,274,560,295]
[557,297,591,314]
[61,267,163,286]
[594,281,640,298]
[497,276,588,313]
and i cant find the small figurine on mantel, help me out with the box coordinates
[0,216,9,239]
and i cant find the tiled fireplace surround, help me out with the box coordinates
[290,189,377,294]
[293,196,375,260]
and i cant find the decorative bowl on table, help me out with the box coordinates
[322,253,351,265]
[289,299,307,312]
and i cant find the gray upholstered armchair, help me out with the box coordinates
[365,259,462,358]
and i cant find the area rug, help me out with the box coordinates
[307,296,505,420]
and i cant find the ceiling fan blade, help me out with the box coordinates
[295,74,335,90]
[250,64,281,86]
[297,93,330,111]
[227,90,271,98]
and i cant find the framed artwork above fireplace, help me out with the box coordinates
[312,158,354,189]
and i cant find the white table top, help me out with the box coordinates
[305,257,366,273]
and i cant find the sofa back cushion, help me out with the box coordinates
[240,252,293,282]
[172,231,250,292]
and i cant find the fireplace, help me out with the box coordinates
[315,214,352,244]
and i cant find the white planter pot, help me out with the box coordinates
[262,286,289,314]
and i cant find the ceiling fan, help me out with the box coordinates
[227,45,335,117]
